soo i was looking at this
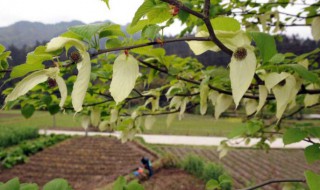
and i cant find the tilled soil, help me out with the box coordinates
[159,146,320,190]
[0,136,156,190]
[143,168,205,190]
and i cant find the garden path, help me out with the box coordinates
[39,129,319,149]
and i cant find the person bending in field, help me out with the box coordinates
[132,166,146,179]
[141,157,153,177]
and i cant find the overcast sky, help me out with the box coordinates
[0,0,313,38]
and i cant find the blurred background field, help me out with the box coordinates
[0,110,244,136]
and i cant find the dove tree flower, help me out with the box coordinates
[4,67,67,108]
[46,37,91,112]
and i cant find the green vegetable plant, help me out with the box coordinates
[0,177,73,190]
[0,134,70,168]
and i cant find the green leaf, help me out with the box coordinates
[112,176,126,190]
[131,0,155,26]
[106,39,123,49]
[147,4,171,24]
[205,179,220,190]
[0,51,10,60]
[127,20,149,34]
[283,128,308,145]
[211,17,241,32]
[131,46,165,57]
[305,171,320,190]
[48,104,60,115]
[282,64,319,83]
[69,23,111,40]
[26,52,52,65]
[10,63,45,79]
[246,122,261,135]
[305,144,320,164]
[269,53,285,64]
[99,24,126,38]
[142,24,161,39]
[60,31,84,41]
[227,125,246,138]
[101,0,110,9]
[21,104,35,119]
[306,127,320,138]
[250,32,277,63]
[43,179,72,190]
[0,44,5,53]
[20,183,39,190]
[126,180,144,190]
[41,95,52,106]
[0,178,20,190]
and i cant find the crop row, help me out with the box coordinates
[0,125,39,148]
[0,134,70,168]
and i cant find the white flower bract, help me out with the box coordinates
[110,53,140,104]
[230,46,256,108]
[4,67,67,109]
[311,17,320,41]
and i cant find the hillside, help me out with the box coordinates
[0,20,84,48]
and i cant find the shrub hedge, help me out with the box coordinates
[0,125,39,148]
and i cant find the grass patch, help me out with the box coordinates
[144,114,245,136]
[0,110,80,129]
[0,125,38,148]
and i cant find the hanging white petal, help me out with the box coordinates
[169,96,183,110]
[215,94,233,119]
[272,75,296,120]
[144,115,156,130]
[288,76,302,110]
[244,98,258,116]
[110,53,140,104]
[264,72,290,92]
[256,85,268,115]
[179,97,189,120]
[298,59,309,69]
[186,31,218,55]
[304,84,320,107]
[90,107,101,127]
[71,52,91,112]
[4,68,65,106]
[230,46,256,108]
[55,76,67,108]
[186,30,251,55]
[166,113,177,128]
[81,115,90,130]
[200,79,210,115]
[99,120,111,132]
[46,37,87,53]
[311,17,320,41]
[208,90,219,106]
[110,109,118,123]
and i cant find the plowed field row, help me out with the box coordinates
[0,136,157,190]
[158,146,320,190]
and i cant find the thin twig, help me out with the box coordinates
[93,37,210,57]
[238,179,306,190]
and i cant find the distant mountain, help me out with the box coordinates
[0,20,84,48]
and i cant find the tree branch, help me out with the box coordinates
[93,37,210,57]
[238,179,306,190]
[0,69,12,73]
[203,0,210,17]
[161,0,233,56]
[161,0,205,19]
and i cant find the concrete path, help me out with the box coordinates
[39,129,319,149]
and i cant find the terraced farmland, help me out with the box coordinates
[0,136,157,190]
[158,145,320,190]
